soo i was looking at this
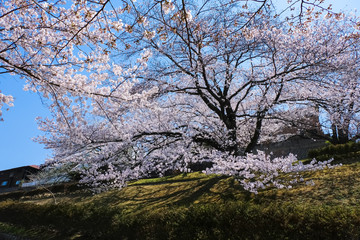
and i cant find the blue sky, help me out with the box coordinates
[0,75,51,170]
[0,0,359,171]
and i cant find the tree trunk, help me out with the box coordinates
[331,123,339,144]
[337,127,349,144]
[245,111,265,154]
[331,124,349,144]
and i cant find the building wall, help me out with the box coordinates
[255,136,326,159]
[0,166,39,192]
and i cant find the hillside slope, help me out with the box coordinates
[0,162,360,239]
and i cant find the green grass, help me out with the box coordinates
[0,161,360,239]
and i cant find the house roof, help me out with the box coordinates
[0,165,40,172]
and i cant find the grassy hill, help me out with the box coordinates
[0,161,360,239]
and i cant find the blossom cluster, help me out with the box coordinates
[205,151,336,193]
[0,92,14,120]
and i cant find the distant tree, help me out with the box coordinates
[26,164,75,204]
[319,66,360,144]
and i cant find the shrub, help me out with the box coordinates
[0,201,360,239]
[308,141,360,162]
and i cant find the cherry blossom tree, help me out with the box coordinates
[289,16,360,144]
[0,0,358,192]
[0,0,335,115]
[317,52,360,144]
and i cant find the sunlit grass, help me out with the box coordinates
[257,162,360,206]
[4,161,360,209]
[84,161,360,210]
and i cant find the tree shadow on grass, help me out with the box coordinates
[88,174,248,213]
